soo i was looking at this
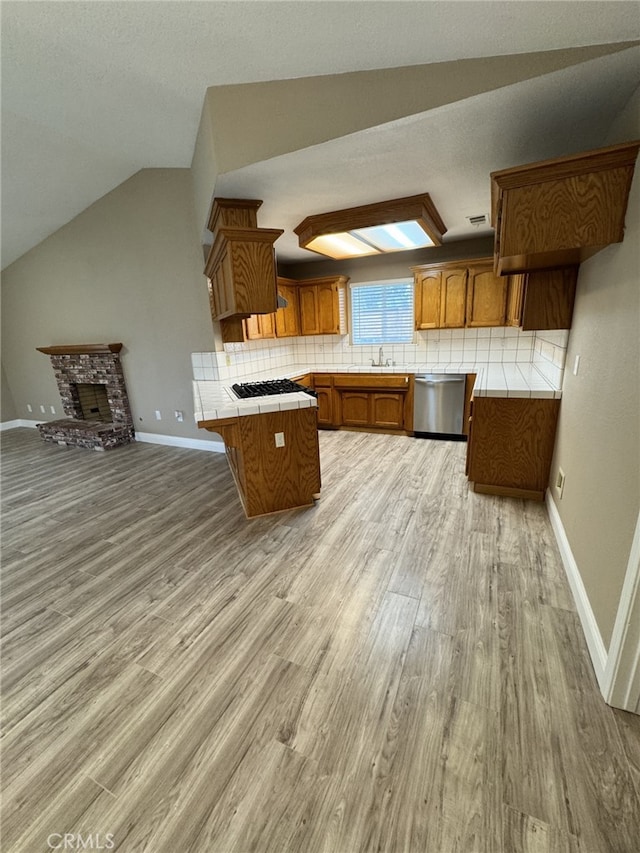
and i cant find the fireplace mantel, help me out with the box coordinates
[36,343,123,355]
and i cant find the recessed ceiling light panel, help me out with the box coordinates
[294,194,446,260]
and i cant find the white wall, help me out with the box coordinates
[549,87,640,648]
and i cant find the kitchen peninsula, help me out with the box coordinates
[196,383,320,518]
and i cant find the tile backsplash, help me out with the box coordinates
[192,325,571,382]
[532,329,569,388]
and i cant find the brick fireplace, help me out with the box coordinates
[36,343,135,450]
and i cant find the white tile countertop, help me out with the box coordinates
[193,361,561,423]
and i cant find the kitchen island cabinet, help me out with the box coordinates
[466,395,560,500]
[198,407,321,518]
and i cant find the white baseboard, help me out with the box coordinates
[135,431,225,453]
[546,491,608,690]
[0,418,40,430]
[0,420,225,454]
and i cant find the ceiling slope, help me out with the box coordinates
[204,42,637,177]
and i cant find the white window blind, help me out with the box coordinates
[350,280,414,345]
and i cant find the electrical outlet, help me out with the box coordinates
[155,410,162,420]
[174,410,184,422]
[26,404,33,413]
[274,432,285,448]
[556,468,566,498]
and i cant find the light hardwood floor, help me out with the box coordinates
[1,427,639,852]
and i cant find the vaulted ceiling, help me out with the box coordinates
[2,1,639,269]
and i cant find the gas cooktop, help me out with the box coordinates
[231,379,316,399]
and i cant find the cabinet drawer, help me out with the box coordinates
[332,374,410,390]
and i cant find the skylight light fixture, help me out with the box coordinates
[294,194,446,260]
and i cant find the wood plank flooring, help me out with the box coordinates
[1,427,639,852]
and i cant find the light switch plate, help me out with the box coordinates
[275,432,285,448]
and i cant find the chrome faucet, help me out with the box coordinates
[370,346,391,367]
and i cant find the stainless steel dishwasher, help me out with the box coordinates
[414,373,466,440]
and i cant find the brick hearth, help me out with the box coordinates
[36,343,135,451]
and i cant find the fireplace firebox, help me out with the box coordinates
[36,343,135,451]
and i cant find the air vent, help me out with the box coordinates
[467,214,488,226]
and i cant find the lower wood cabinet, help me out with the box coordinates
[313,373,413,433]
[466,396,560,500]
[198,407,321,518]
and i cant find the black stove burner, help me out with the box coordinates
[232,378,316,399]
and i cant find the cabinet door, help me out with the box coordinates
[340,392,370,426]
[415,270,442,330]
[520,267,577,331]
[317,282,339,334]
[466,268,507,327]
[506,274,525,327]
[315,388,334,428]
[243,314,261,340]
[299,286,320,335]
[275,284,300,337]
[259,313,276,338]
[371,393,404,429]
[440,269,467,328]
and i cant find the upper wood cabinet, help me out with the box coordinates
[275,278,300,338]
[414,269,442,330]
[220,277,300,343]
[466,265,507,327]
[413,258,506,329]
[440,269,468,328]
[204,198,283,321]
[491,141,640,275]
[506,267,578,331]
[297,276,349,336]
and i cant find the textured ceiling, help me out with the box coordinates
[2,1,640,268]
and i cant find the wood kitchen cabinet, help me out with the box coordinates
[311,374,335,427]
[412,258,506,329]
[466,395,560,500]
[243,312,276,340]
[491,141,640,275]
[197,407,321,518]
[506,267,578,330]
[466,265,507,327]
[204,198,283,322]
[298,276,349,336]
[220,277,301,343]
[414,269,442,330]
[440,268,468,328]
[275,278,301,337]
[331,373,413,433]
